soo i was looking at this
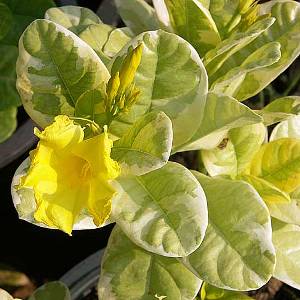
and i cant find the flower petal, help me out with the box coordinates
[88,175,117,227]
[35,115,84,150]
[72,130,120,179]
[19,145,89,235]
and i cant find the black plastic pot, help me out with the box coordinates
[60,250,104,300]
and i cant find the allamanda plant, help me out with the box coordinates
[8,2,300,299]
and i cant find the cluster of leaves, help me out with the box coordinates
[0,0,55,143]
[8,1,300,300]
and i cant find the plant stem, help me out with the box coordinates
[283,71,300,96]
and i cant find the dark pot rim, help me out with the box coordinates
[60,249,104,300]
[0,119,37,169]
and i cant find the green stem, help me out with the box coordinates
[283,71,300,97]
[70,117,102,134]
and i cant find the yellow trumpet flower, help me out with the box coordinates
[18,115,120,235]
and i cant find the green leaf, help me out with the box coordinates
[0,45,20,110]
[176,93,262,152]
[0,0,54,114]
[214,0,300,101]
[17,19,110,128]
[109,30,208,151]
[103,27,133,58]
[79,25,133,66]
[11,157,110,230]
[248,138,300,193]
[0,3,12,40]
[154,0,221,57]
[270,115,300,141]
[74,88,107,128]
[79,24,113,65]
[201,123,266,177]
[0,107,17,143]
[211,42,281,99]
[186,172,275,291]
[201,0,240,39]
[0,0,55,46]
[272,219,300,290]
[112,162,208,257]
[98,225,201,300]
[260,96,300,126]
[115,0,159,34]
[45,6,101,34]
[0,289,14,300]
[239,174,290,204]
[268,187,300,226]
[200,282,252,300]
[204,17,275,77]
[28,281,70,300]
[112,111,172,176]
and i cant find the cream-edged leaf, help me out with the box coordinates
[45,6,101,34]
[155,0,221,57]
[109,30,208,152]
[16,19,110,128]
[176,93,262,152]
[272,219,300,290]
[239,174,290,204]
[248,138,300,193]
[268,187,300,226]
[112,111,172,176]
[260,96,300,126]
[98,226,201,300]
[213,0,300,101]
[115,0,159,34]
[211,42,281,99]
[200,282,252,300]
[270,115,300,141]
[185,172,275,291]
[112,162,208,257]
[201,123,266,177]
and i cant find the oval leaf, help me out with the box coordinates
[17,19,110,128]
[177,93,262,152]
[272,219,300,290]
[261,96,300,126]
[28,281,70,300]
[204,17,275,77]
[109,30,208,151]
[186,172,275,291]
[112,111,173,176]
[154,0,221,56]
[115,0,159,34]
[201,123,266,177]
[268,187,300,226]
[211,42,281,98]
[45,6,101,34]
[78,23,113,64]
[98,225,201,300]
[214,0,300,100]
[200,282,252,300]
[239,174,290,204]
[0,107,17,143]
[112,162,208,257]
[270,115,300,141]
[248,138,300,193]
